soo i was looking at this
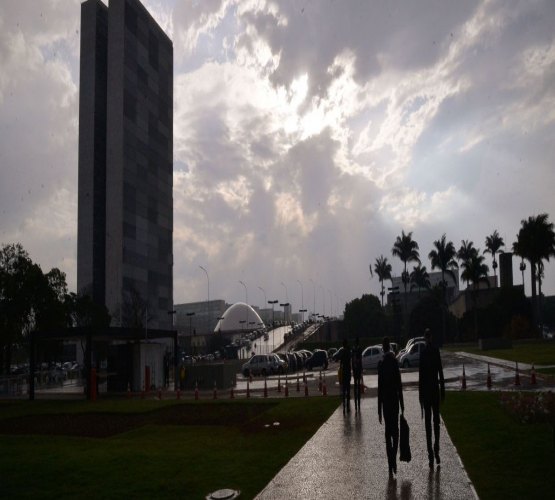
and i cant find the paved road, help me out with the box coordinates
[256,390,477,500]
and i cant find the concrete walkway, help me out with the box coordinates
[256,390,477,500]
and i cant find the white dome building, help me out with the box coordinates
[214,302,265,333]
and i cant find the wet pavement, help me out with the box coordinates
[255,390,477,500]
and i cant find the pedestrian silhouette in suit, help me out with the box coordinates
[378,336,404,477]
[352,337,363,413]
[340,338,352,415]
[418,328,445,468]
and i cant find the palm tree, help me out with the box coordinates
[512,239,526,294]
[516,213,555,325]
[460,252,490,337]
[429,234,458,344]
[392,230,420,295]
[484,230,505,285]
[457,240,478,288]
[373,255,392,307]
[410,265,430,296]
[392,231,420,337]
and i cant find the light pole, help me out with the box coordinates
[280,282,288,319]
[186,312,195,355]
[328,289,332,318]
[297,280,304,322]
[258,286,267,324]
[268,299,278,327]
[280,302,290,350]
[280,302,290,324]
[268,299,278,347]
[310,278,316,320]
[320,285,326,317]
[199,265,210,333]
[239,280,248,335]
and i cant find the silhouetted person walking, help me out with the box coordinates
[352,337,363,413]
[419,328,445,469]
[339,339,352,415]
[378,337,404,477]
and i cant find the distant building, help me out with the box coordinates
[77,0,173,329]
[387,270,460,314]
[175,300,227,336]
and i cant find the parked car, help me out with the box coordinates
[276,353,289,371]
[398,336,425,356]
[398,341,426,368]
[332,347,344,362]
[47,366,66,384]
[305,350,329,370]
[542,326,554,340]
[285,352,298,372]
[242,354,284,377]
[361,345,384,370]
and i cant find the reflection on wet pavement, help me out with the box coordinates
[255,391,477,500]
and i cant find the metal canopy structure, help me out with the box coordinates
[29,327,177,400]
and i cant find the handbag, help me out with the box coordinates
[399,414,411,462]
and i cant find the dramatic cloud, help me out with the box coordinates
[1,0,554,311]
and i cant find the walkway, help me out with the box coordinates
[256,390,477,500]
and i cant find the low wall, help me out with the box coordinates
[179,360,242,390]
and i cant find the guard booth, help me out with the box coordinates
[29,327,177,400]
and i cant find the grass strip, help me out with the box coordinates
[446,340,555,366]
[442,391,555,500]
[0,397,339,499]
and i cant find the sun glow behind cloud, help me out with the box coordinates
[1,0,554,306]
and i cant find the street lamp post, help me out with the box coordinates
[281,282,289,320]
[280,302,290,347]
[310,279,316,320]
[297,280,304,323]
[186,312,195,355]
[239,280,248,336]
[199,265,210,333]
[268,299,278,348]
[258,286,267,324]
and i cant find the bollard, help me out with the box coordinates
[461,363,467,390]
[194,381,199,400]
[213,381,218,400]
[158,388,162,400]
[486,363,492,390]
[284,375,289,397]
[176,388,181,400]
[230,385,235,399]
[141,379,145,400]
[304,379,309,397]
[264,377,268,398]
[277,374,281,393]
[319,371,322,392]
[296,372,300,392]
[246,380,250,398]
[127,382,131,399]
[303,370,307,384]
[530,364,537,385]
[322,372,327,396]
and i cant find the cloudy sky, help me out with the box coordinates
[1,0,554,315]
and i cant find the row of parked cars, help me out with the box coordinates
[240,337,430,377]
[241,349,329,377]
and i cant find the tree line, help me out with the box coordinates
[0,243,110,374]
[345,213,555,342]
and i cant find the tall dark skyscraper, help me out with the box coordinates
[78,0,173,330]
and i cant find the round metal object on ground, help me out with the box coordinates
[206,488,240,500]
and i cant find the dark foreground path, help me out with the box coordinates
[256,390,477,500]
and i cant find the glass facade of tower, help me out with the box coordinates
[78,0,173,330]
